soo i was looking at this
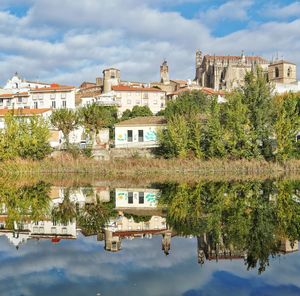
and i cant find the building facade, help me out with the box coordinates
[195,50,269,91]
[114,116,167,148]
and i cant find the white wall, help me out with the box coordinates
[115,188,160,208]
[115,124,164,148]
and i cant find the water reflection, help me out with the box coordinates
[0,179,299,276]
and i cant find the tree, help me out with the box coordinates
[0,114,51,161]
[273,93,300,161]
[78,104,117,145]
[203,97,226,158]
[241,68,274,159]
[223,91,257,159]
[158,115,189,158]
[121,105,153,120]
[50,109,79,148]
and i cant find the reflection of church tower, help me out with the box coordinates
[162,232,172,255]
[104,229,121,252]
[197,234,209,264]
[160,61,170,85]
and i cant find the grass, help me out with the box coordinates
[0,155,300,184]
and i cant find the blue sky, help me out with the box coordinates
[0,0,299,86]
[0,234,299,296]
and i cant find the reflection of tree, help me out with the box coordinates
[160,179,300,273]
[77,197,116,235]
[51,188,76,225]
[0,181,51,229]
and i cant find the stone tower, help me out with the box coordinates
[160,60,170,84]
[268,60,297,84]
[102,68,121,93]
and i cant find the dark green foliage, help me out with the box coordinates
[121,105,153,120]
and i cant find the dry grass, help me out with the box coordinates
[0,155,300,185]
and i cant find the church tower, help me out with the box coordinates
[268,60,297,84]
[160,60,170,85]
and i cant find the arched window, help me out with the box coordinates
[287,67,292,77]
[275,67,279,78]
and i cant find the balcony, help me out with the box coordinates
[95,96,121,107]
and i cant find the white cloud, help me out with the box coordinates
[0,0,299,87]
[198,0,254,24]
[264,2,300,19]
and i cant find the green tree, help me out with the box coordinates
[242,68,274,159]
[121,105,153,120]
[50,109,79,148]
[223,91,257,159]
[78,104,117,145]
[158,115,189,158]
[273,93,300,161]
[203,97,226,158]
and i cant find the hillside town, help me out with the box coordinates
[0,50,299,154]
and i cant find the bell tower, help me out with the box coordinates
[160,60,170,85]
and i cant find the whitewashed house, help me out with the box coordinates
[115,188,161,209]
[114,116,167,148]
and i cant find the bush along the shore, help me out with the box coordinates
[158,67,300,161]
[0,114,51,160]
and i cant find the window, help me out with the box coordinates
[62,100,67,108]
[51,101,56,109]
[138,130,144,142]
[33,94,38,100]
[128,192,133,204]
[136,100,141,105]
[18,97,22,103]
[127,130,133,142]
[275,67,279,78]
[34,101,38,109]
[38,94,43,100]
[0,99,3,105]
[139,192,144,204]
[61,92,66,99]
[287,67,292,77]
[127,99,132,105]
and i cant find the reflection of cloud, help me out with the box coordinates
[0,235,299,296]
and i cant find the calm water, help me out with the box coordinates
[0,179,299,296]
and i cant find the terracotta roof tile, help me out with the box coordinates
[30,84,75,92]
[112,85,165,92]
[0,108,51,116]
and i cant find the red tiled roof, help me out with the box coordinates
[0,108,51,116]
[0,92,30,99]
[0,93,13,99]
[30,84,75,92]
[112,85,165,92]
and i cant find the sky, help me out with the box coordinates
[0,234,300,296]
[0,0,300,86]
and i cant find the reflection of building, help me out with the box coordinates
[197,234,246,265]
[279,239,299,253]
[114,116,167,148]
[115,188,160,210]
[104,214,171,253]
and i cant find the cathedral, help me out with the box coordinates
[194,50,297,91]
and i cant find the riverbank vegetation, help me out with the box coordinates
[159,68,300,161]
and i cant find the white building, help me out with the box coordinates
[114,116,167,148]
[115,188,161,209]
[3,73,51,93]
[1,74,76,110]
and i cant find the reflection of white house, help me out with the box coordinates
[114,116,167,148]
[104,214,170,252]
[115,188,160,209]
[50,186,111,206]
